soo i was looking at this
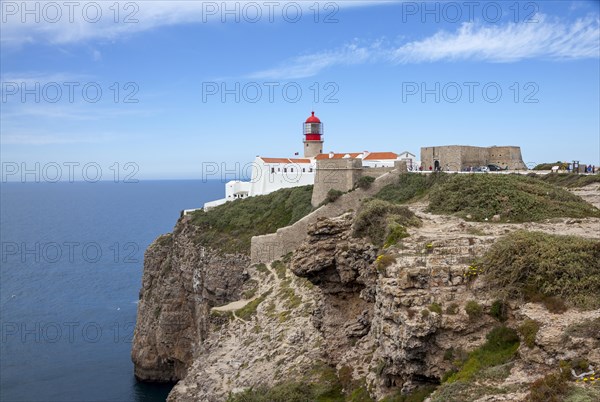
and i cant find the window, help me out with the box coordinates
[303,168,306,173]
[309,168,313,173]
[271,168,275,174]
[290,168,294,172]
[284,168,287,173]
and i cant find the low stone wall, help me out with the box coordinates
[251,163,406,264]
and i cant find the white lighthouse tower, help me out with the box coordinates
[303,111,324,158]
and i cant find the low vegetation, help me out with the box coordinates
[353,199,422,246]
[526,371,570,402]
[236,290,272,321]
[444,326,520,383]
[465,301,483,319]
[533,162,569,171]
[227,363,364,402]
[190,185,313,254]
[428,174,600,222]
[323,189,345,204]
[519,319,541,348]
[489,300,508,322]
[355,175,376,190]
[481,231,600,310]
[375,173,449,204]
[563,317,600,343]
[533,173,600,188]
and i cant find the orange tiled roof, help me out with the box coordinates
[363,152,398,160]
[260,157,312,164]
[315,152,362,160]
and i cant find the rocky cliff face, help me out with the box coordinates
[132,216,250,382]
[133,189,600,401]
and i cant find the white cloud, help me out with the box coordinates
[247,14,600,79]
[392,14,600,63]
[0,1,390,46]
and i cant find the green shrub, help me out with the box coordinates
[446,303,459,315]
[489,300,508,322]
[421,309,430,318]
[536,172,600,188]
[428,303,443,315]
[526,372,569,402]
[324,189,344,204]
[518,319,541,348]
[353,199,421,246]
[384,223,410,248]
[465,301,483,319]
[356,175,376,190]
[376,254,397,271]
[376,173,449,204]
[427,174,600,222]
[533,162,568,171]
[191,185,313,254]
[445,326,520,383]
[481,231,600,310]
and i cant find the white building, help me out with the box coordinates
[199,112,419,211]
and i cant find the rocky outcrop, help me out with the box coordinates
[131,216,249,382]
[133,186,600,401]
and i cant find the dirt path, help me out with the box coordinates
[210,262,281,323]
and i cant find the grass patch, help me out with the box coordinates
[427,174,600,222]
[190,185,313,254]
[481,231,600,310]
[272,260,287,280]
[227,362,374,402]
[428,303,443,315]
[445,325,520,383]
[353,199,422,246]
[236,290,272,321]
[254,263,270,275]
[564,386,600,402]
[375,173,449,204]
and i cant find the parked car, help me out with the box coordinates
[487,164,504,171]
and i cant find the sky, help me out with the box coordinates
[1,0,599,180]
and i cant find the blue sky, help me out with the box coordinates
[1,0,599,180]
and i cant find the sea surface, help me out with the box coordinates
[0,180,224,402]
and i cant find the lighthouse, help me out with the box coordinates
[303,111,324,158]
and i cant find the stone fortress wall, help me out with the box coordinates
[251,161,408,264]
[421,145,527,171]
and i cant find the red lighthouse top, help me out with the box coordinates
[305,111,321,124]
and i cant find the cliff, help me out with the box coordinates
[131,218,250,381]
[132,177,600,401]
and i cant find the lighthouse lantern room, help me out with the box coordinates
[303,111,324,158]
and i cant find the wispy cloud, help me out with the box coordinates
[0,1,390,46]
[247,14,600,79]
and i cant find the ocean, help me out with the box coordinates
[0,180,224,402]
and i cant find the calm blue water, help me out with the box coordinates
[0,181,223,402]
